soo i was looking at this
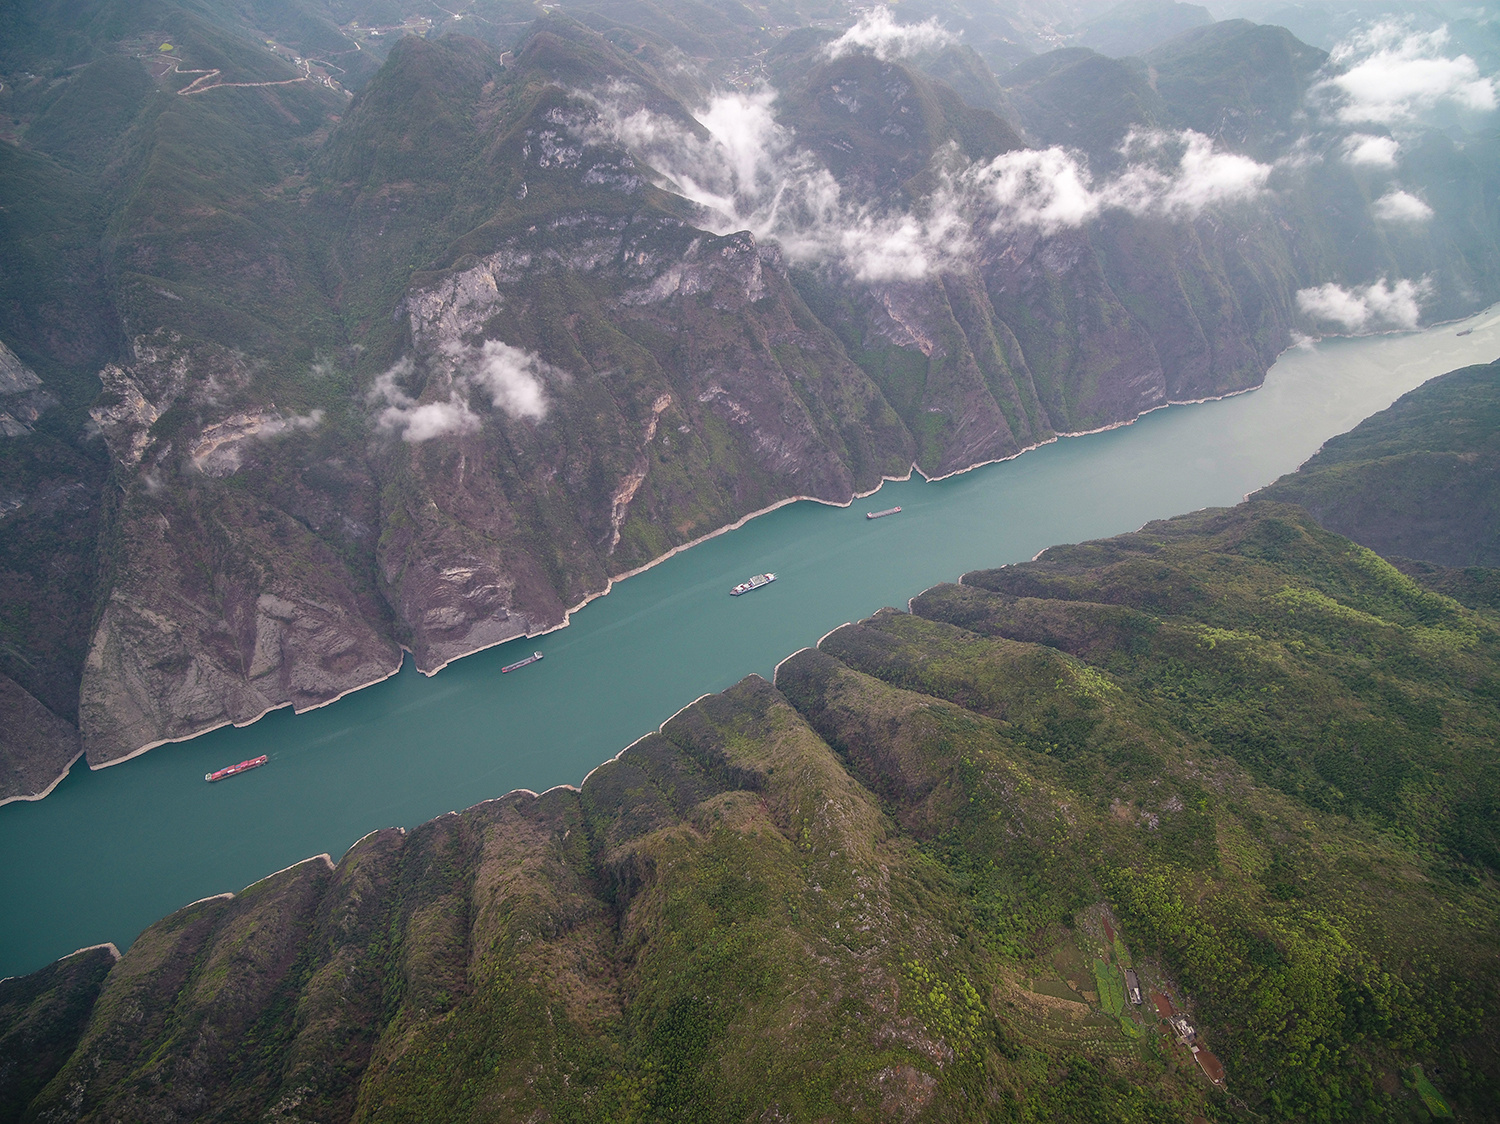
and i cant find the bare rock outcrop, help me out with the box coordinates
[79,478,400,768]
[0,340,58,438]
[377,218,913,674]
[0,673,81,803]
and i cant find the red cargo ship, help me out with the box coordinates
[205,755,268,782]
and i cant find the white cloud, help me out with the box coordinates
[1111,130,1274,216]
[258,409,324,437]
[1372,189,1433,222]
[369,360,481,443]
[188,408,325,475]
[388,398,480,443]
[967,147,1102,235]
[824,8,958,61]
[588,87,1272,281]
[968,130,1272,235]
[368,346,552,443]
[586,86,972,282]
[1341,133,1400,167]
[1321,21,1498,125]
[1295,277,1430,331]
[461,340,550,419]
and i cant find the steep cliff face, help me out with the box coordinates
[3,4,1500,786]
[0,674,80,804]
[79,477,401,764]
[0,944,116,1119]
[379,211,913,669]
[7,504,1500,1121]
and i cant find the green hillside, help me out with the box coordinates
[3,498,1496,1122]
[2,3,1498,1118]
[1259,358,1500,568]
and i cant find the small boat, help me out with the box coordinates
[206,755,268,782]
[730,572,776,596]
[501,651,544,673]
[1458,328,1474,336]
[866,506,901,519]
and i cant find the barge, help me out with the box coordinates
[206,755,268,782]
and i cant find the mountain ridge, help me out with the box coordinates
[2,2,1500,797]
[4,490,1498,1121]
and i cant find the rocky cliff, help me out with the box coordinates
[4,502,1498,1121]
[3,1,1500,793]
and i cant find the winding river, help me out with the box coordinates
[4,310,1499,978]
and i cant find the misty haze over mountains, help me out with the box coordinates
[4,1,1500,1121]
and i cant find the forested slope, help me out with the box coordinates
[4,499,1496,1123]
[1259,357,1500,568]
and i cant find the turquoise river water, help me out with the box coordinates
[4,310,1499,978]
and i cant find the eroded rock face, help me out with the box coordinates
[18,516,1500,1120]
[188,410,325,477]
[376,218,913,672]
[0,340,58,438]
[79,475,399,767]
[89,335,191,468]
[22,18,1478,783]
[0,673,81,802]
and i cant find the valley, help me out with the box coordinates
[3,0,1500,1117]
[3,0,1499,796]
[6,359,1500,1117]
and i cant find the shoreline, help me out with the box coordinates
[85,656,407,776]
[0,377,1372,787]
[0,748,84,809]
[415,464,923,677]
[35,299,1500,798]
[20,301,1500,974]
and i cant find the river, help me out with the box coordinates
[4,310,1498,978]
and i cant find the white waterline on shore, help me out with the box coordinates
[184,892,236,909]
[772,646,814,682]
[41,385,1302,775]
[87,658,406,775]
[52,301,1500,791]
[576,691,718,792]
[0,749,84,808]
[0,941,118,984]
[347,828,386,853]
[62,942,120,961]
[416,468,921,678]
[251,854,336,887]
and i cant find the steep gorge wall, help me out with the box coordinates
[6,502,1500,1121]
[5,17,1500,792]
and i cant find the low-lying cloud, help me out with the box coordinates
[824,8,958,61]
[369,342,553,443]
[459,340,551,419]
[189,409,325,476]
[1296,277,1430,331]
[972,131,1272,235]
[1321,21,1497,125]
[270,412,322,441]
[1341,133,1399,167]
[1372,189,1433,223]
[588,88,1272,282]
